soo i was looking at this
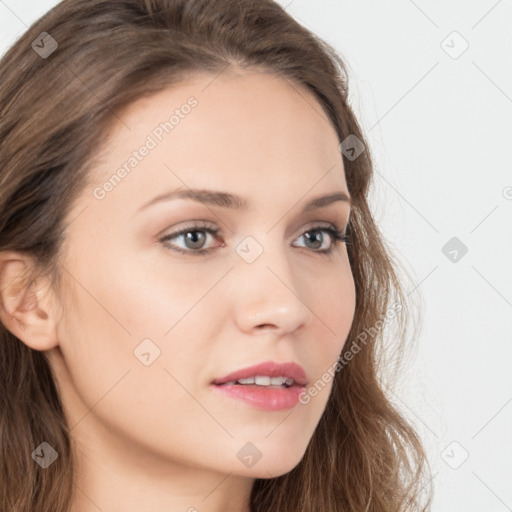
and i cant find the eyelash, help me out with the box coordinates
[159,221,350,257]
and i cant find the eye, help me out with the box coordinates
[293,225,350,254]
[159,221,350,256]
[159,221,223,255]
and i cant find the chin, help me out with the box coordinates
[233,447,307,479]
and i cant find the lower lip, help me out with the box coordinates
[211,383,306,411]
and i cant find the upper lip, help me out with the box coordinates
[212,361,308,386]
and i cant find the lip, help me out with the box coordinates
[212,382,306,411]
[211,361,308,386]
[211,361,308,411]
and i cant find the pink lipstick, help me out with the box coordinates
[211,361,308,411]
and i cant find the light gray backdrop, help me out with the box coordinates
[1,1,511,510]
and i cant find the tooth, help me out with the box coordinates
[237,377,255,385]
[254,376,271,385]
[221,376,294,386]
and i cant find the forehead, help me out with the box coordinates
[105,68,339,151]
[83,68,347,213]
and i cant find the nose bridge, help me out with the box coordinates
[231,233,312,334]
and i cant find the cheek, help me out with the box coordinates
[91,252,215,340]
[295,283,354,425]
[63,253,223,383]
[56,257,213,445]
[317,257,356,331]
[308,260,356,380]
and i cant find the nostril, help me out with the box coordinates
[256,324,276,330]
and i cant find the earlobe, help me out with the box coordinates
[0,252,59,351]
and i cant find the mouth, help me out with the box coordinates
[210,361,308,411]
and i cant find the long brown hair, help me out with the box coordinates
[0,0,433,510]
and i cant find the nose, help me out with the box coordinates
[232,241,313,336]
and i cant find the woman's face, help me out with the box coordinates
[48,68,356,480]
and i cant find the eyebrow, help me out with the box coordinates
[137,187,352,214]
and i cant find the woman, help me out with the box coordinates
[0,0,432,510]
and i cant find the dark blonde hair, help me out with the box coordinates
[0,0,433,510]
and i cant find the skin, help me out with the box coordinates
[0,67,356,512]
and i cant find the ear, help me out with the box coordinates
[0,251,60,351]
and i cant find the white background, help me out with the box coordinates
[1,1,511,510]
